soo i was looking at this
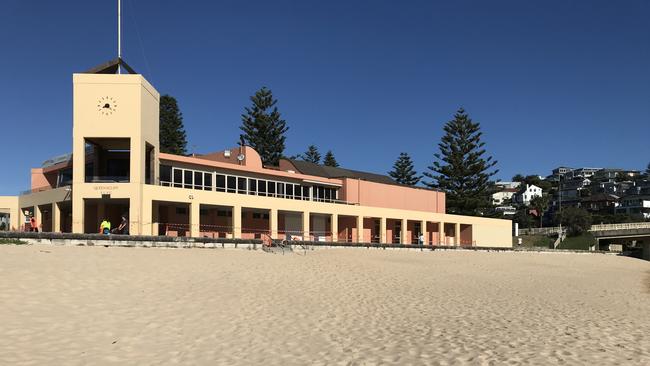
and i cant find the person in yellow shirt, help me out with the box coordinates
[99,218,111,235]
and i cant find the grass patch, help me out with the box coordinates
[557,233,596,251]
[513,235,554,248]
[0,238,28,245]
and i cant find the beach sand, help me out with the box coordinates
[0,245,648,365]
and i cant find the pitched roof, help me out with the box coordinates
[82,57,137,74]
[286,159,410,187]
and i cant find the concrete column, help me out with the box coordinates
[151,201,159,236]
[438,222,444,245]
[52,202,61,233]
[380,217,387,244]
[331,213,338,242]
[141,199,152,236]
[302,211,310,241]
[356,215,364,243]
[270,208,278,239]
[455,222,461,246]
[35,205,43,232]
[421,220,427,245]
[190,201,200,238]
[72,197,84,234]
[401,218,408,244]
[233,206,242,239]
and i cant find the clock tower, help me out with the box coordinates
[71,58,160,235]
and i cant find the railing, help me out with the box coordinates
[85,176,129,183]
[590,222,650,231]
[519,222,650,236]
[159,180,359,205]
[519,227,563,235]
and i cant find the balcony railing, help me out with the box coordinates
[159,180,358,205]
[85,176,129,183]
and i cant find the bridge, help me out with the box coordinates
[519,222,650,260]
[589,223,650,260]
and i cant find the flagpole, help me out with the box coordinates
[117,0,122,74]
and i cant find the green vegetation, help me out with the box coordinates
[0,238,28,245]
[424,108,498,215]
[388,152,421,186]
[555,207,592,236]
[296,145,321,164]
[323,150,339,167]
[513,235,554,248]
[159,95,188,155]
[557,233,596,250]
[239,86,289,166]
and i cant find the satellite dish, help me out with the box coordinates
[237,154,245,161]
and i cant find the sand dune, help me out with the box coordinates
[0,245,648,365]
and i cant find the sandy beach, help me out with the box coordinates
[0,245,648,365]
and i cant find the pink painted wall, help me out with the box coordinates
[31,168,57,192]
[199,146,263,169]
[339,178,445,213]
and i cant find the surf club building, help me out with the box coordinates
[0,60,511,247]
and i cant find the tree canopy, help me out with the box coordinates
[239,87,288,166]
[159,95,188,155]
[424,108,498,215]
[388,152,421,186]
[297,145,321,164]
[323,150,339,167]
[555,207,592,236]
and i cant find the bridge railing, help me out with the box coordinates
[519,222,650,236]
[589,222,650,231]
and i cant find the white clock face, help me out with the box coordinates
[97,96,118,116]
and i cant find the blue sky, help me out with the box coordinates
[1,0,649,195]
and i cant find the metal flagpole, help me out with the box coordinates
[117,0,122,74]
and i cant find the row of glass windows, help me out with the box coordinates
[160,166,339,202]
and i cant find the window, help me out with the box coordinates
[216,175,226,192]
[252,212,262,219]
[238,177,247,194]
[160,165,171,185]
[200,208,208,216]
[176,207,187,215]
[268,181,276,197]
[194,172,203,190]
[173,169,183,188]
[204,173,212,191]
[184,170,193,189]
[248,179,257,195]
[302,186,309,200]
[286,184,293,198]
[258,180,267,197]
[227,176,236,193]
[277,183,285,198]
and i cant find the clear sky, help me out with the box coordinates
[1,0,649,195]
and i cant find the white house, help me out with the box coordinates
[513,184,543,206]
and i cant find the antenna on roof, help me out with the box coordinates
[117,0,122,74]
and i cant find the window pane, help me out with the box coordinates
[248,179,257,195]
[227,176,236,193]
[277,183,284,198]
[160,165,171,183]
[325,188,331,200]
[184,170,193,188]
[302,186,309,200]
[238,177,247,194]
[204,174,212,191]
[216,174,226,192]
[258,180,266,196]
[173,169,183,188]
[194,172,203,189]
[286,184,293,197]
[268,181,276,196]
